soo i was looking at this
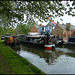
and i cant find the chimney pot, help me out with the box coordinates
[40,24,42,27]
[66,23,70,25]
[57,21,59,25]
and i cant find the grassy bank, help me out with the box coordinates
[0,37,45,74]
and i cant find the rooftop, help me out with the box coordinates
[46,21,56,27]
[34,24,45,28]
[34,25,40,29]
[58,24,75,30]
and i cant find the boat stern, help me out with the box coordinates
[44,44,55,50]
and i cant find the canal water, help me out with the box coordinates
[10,44,75,74]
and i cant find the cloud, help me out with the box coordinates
[54,14,75,25]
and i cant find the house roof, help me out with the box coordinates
[58,24,75,30]
[34,25,45,28]
[70,25,75,30]
[34,25,40,29]
[58,24,66,29]
[46,22,56,27]
[34,23,75,30]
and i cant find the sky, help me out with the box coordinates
[38,14,75,26]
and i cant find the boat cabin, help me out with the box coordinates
[4,36,18,45]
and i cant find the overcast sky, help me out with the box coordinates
[38,14,75,26]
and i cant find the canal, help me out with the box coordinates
[10,44,75,74]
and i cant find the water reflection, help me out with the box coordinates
[21,44,59,65]
[45,51,55,65]
[10,44,67,65]
[10,44,75,74]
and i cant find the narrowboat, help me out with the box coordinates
[20,34,57,50]
[1,35,4,41]
[65,36,75,48]
[56,38,65,47]
[4,36,19,45]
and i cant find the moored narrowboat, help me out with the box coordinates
[65,36,75,47]
[56,38,65,47]
[20,34,57,50]
[1,35,4,41]
[4,36,19,45]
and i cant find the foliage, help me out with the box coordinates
[0,26,3,35]
[16,23,31,34]
[0,27,16,35]
[66,23,71,40]
[0,1,75,28]
[66,24,71,31]
[0,37,4,44]
[0,1,15,27]
[7,27,16,34]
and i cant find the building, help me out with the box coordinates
[52,21,75,42]
[29,21,56,35]
[28,24,42,35]
[46,21,56,34]
[29,21,75,42]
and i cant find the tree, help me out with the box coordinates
[1,27,16,35]
[66,23,71,41]
[0,1,75,28]
[0,26,3,35]
[16,23,31,34]
[7,27,16,34]
[66,24,71,31]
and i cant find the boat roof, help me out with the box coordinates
[26,35,44,38]
[5,36,13,37]
[26,34,56,38]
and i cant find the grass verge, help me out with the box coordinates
[0,37,45,74]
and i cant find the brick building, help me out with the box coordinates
[30,25,39,33]
[28,24,42,35]
[52,21,75,42]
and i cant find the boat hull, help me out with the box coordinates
[44,44,55,50]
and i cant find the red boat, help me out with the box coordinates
[44,44,55,50]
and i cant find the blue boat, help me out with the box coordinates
[65,36,75,47]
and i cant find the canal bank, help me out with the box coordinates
[0,38,45,74]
